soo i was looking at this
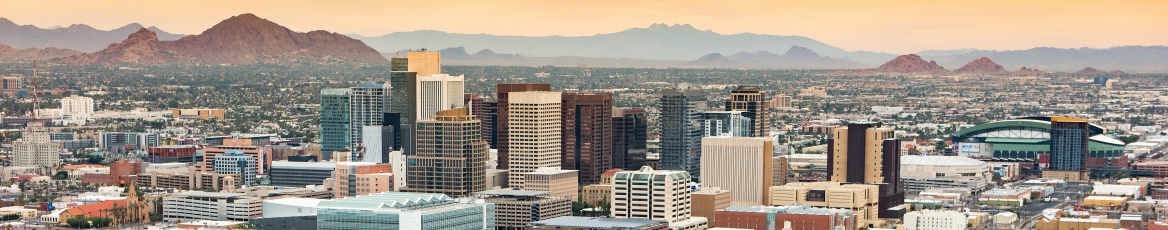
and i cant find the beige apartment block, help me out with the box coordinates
[506,91,562,189]
[700,136,773,206]
[582,169,624,206]
[769,182,880,224]
[406,108,489,197]
[524,167,579,199]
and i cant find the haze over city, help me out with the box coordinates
[2,0,1166,53]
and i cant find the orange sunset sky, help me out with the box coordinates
[1,0,1164,54]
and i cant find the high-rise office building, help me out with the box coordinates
[506,91,562,189]
[13,121,58,167]
[465,94,499,148]
[60,95,94,121]
[1045,116,1091,182]
[700,111,752,137]
[560,92,613,185]
[612,108,648,170]
[725,85,769,137]
[98,132,161,153]
[407,51,441,77]
[828,122,904,218]
[416,74,465,120]
[361,125,394,164]
[496,83,553,170]
[349,82,391,149]
[390,71,418,155]
[610,166,708,229]
[211,150,258,185]
[320,88,352,160]
[700,136,774,206]
[659,83,706,178]
[405,108,488,197]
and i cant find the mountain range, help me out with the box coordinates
[0,18,184,53]
[0,16,1165,72]
[351,23,898,66]
[58,14,386,65]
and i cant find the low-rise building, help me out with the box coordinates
[269,161,335,187]
[769,182,880,225]
[136,166,240,190]
[582,169,622,207]
[714,205,858,230]
[473,189,571,228]
[692,187,731,226]
[314,192,496,230]
[333,162,394,198]
[979,189,1031,206]
[900,155,991,193]
[1092,184,1144,199]
[903,210,966,230]
[161,186,331,222]
[524,167,578,199]
[530,216,669,230]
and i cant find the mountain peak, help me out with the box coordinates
[783,46,822,59]
[0,18,15,27]
[877,54,948,73]
[955,57,1006,73]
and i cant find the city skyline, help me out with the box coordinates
[0,0,1164,53]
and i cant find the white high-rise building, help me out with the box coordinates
[13,121,58,167]
[903,210,967,230]
[349,82,391,149]
[60,95,94,120]
[415,74,465,120]
[506,91,561,189]
[610,166,708,229]
[700,136,774,206]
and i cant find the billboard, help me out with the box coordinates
[959,143,980,152]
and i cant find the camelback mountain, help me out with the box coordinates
[876,54,948,73]
[60,14,386,65]
[955,57,1007,73]
[1075,67,1126,75]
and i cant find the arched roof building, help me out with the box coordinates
[952,117,1125,159]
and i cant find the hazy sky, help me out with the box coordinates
[1,0,1164,53]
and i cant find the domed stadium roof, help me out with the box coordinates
[954,116,1105,139]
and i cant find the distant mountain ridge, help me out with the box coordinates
[59,14,387,65]
[350,23,899,66]
[920,46,1168,72]
[687,46,866,69]
[0,17,184,52]
[0,44,80,61]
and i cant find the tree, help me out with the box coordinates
[53,171,69,180]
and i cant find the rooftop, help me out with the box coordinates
[316,192,454,211]
[473,189,550,197]
[533,216,667,228]
[901,155,986,167]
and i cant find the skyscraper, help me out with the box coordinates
[496,83,553,170]
[659,83,706,178]
[827,122,904,218]
[405,108,488,197]
[361,125,394,164]
[465,94,499,148]
[13,121,58,167]
[700,111,752,137]
[560,92,613,185]
[612,108,648,170]
[390,71,418,155]
[416,74,465,120]
[725,85,769,137]
[407,51,441,77]
[700,136,773,206]
[350,82,391,149]
[1045,116,1090,182]
[319,88,351,160]
[506,91,562,189]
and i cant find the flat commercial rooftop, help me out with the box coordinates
[533,216,666,228]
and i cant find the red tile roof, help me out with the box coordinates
[65,200,127,217]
